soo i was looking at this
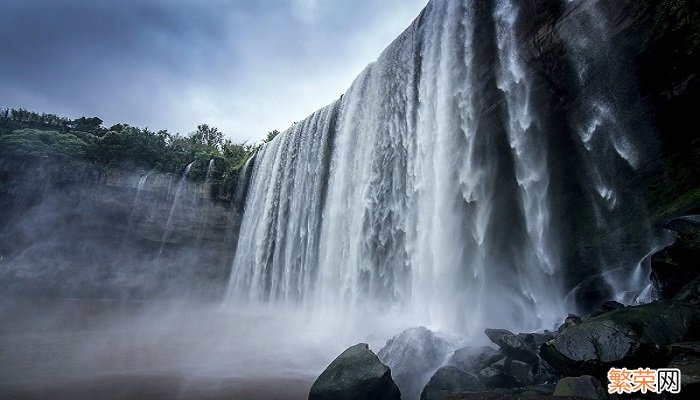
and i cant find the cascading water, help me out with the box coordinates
[157,161,195,266]
[557,0,656,303]
[227,0,656,338]
[493,0,561,325]
[122,172,151,247]
[194,160,216,253]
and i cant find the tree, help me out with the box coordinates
[72,117,103,133]
[263,129,280,144]
[190,124,223,149]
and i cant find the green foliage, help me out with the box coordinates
[263,129,281,144]
[0,108,256,199]
[0,129,88,164]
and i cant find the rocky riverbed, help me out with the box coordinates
[309,215,700,399]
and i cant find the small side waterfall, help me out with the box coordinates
[122,172,151,246]
[157,162,195,267]
[558,0,655,303]
[227,0,657,337]
[195,160,216,253]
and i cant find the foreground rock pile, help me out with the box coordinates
[309,216,700,399]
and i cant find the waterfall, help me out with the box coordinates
[227,0,655,336]
[124,172,151,235]
[194,160,216,256]
[558,0,655,303]
[157,161,195,266]
[493,0,560,326]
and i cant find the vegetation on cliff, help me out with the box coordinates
[0,108,264,199]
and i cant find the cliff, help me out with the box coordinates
[0,164,241,299]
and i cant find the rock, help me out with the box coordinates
[540,301,700,376]
[556,314,582,333]
[666,215,700,238]
[478,358,507,389]
[588,301,625,318]
[478,358,534,389]
[378,327,454,400]
[675,275,700,304]
[668,353,700,389]
[420,366,482,400]
[533,360,559,385]
[448,346,505,374]
[518,331,556,350]
[309,343,401,400]
[484,329,539,365]
[509,360,534,387]
[651,216,700,298]
[666,341,700,391]
[667,341,700,357]
[553,375,605,399]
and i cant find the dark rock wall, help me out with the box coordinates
[0,165,241,299]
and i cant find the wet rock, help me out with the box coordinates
[509,360,534,387]
[378,327,454,400]
[484,329,538,365]
[420,366,482,400]
[518,331,556,352]
[675,275,700,305]
[668,353,700,389]
[309,343,401,400]
[587,301,625,318]
[667,341,700,357]
[478,358,508,389]
[540,301,700,376]
[651,216,700,298]
[557,314,582,333]
[553,375,605,399]
[666,341,700,391]
[478,358,534,389]
[448,346,505,374]
[533,360,559,385]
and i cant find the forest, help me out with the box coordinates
[0,108,278,198]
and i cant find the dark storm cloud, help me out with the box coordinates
[0,0,427,141]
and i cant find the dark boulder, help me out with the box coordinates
[478,358,534,389]
[667,341,700,358]
[508,360,534,387]
[587,301,625,318]
[669,353,700,390]
[533,360,559,385]
[552,376,605,399]
[420,366,482,400]
[540,301,700,377]
[448,346,505,374]
[309,343,401,400]
[478,357,508,388]
[666,341,700,391]
[651,216,700,298]
[675,275,700,305]
[556,315,582,334]
[484,328,539,365]
[518,331,556,350]
[378,327,454,400]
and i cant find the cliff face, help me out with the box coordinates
[512,0,699,306]
[228,0,700,332]
[0,165,240,299]
[1,0,697,309]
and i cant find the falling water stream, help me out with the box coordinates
[0,1,664,399]
[226,0,654,340]
[157,161,195,267]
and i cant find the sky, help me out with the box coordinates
[0,0,428,143]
